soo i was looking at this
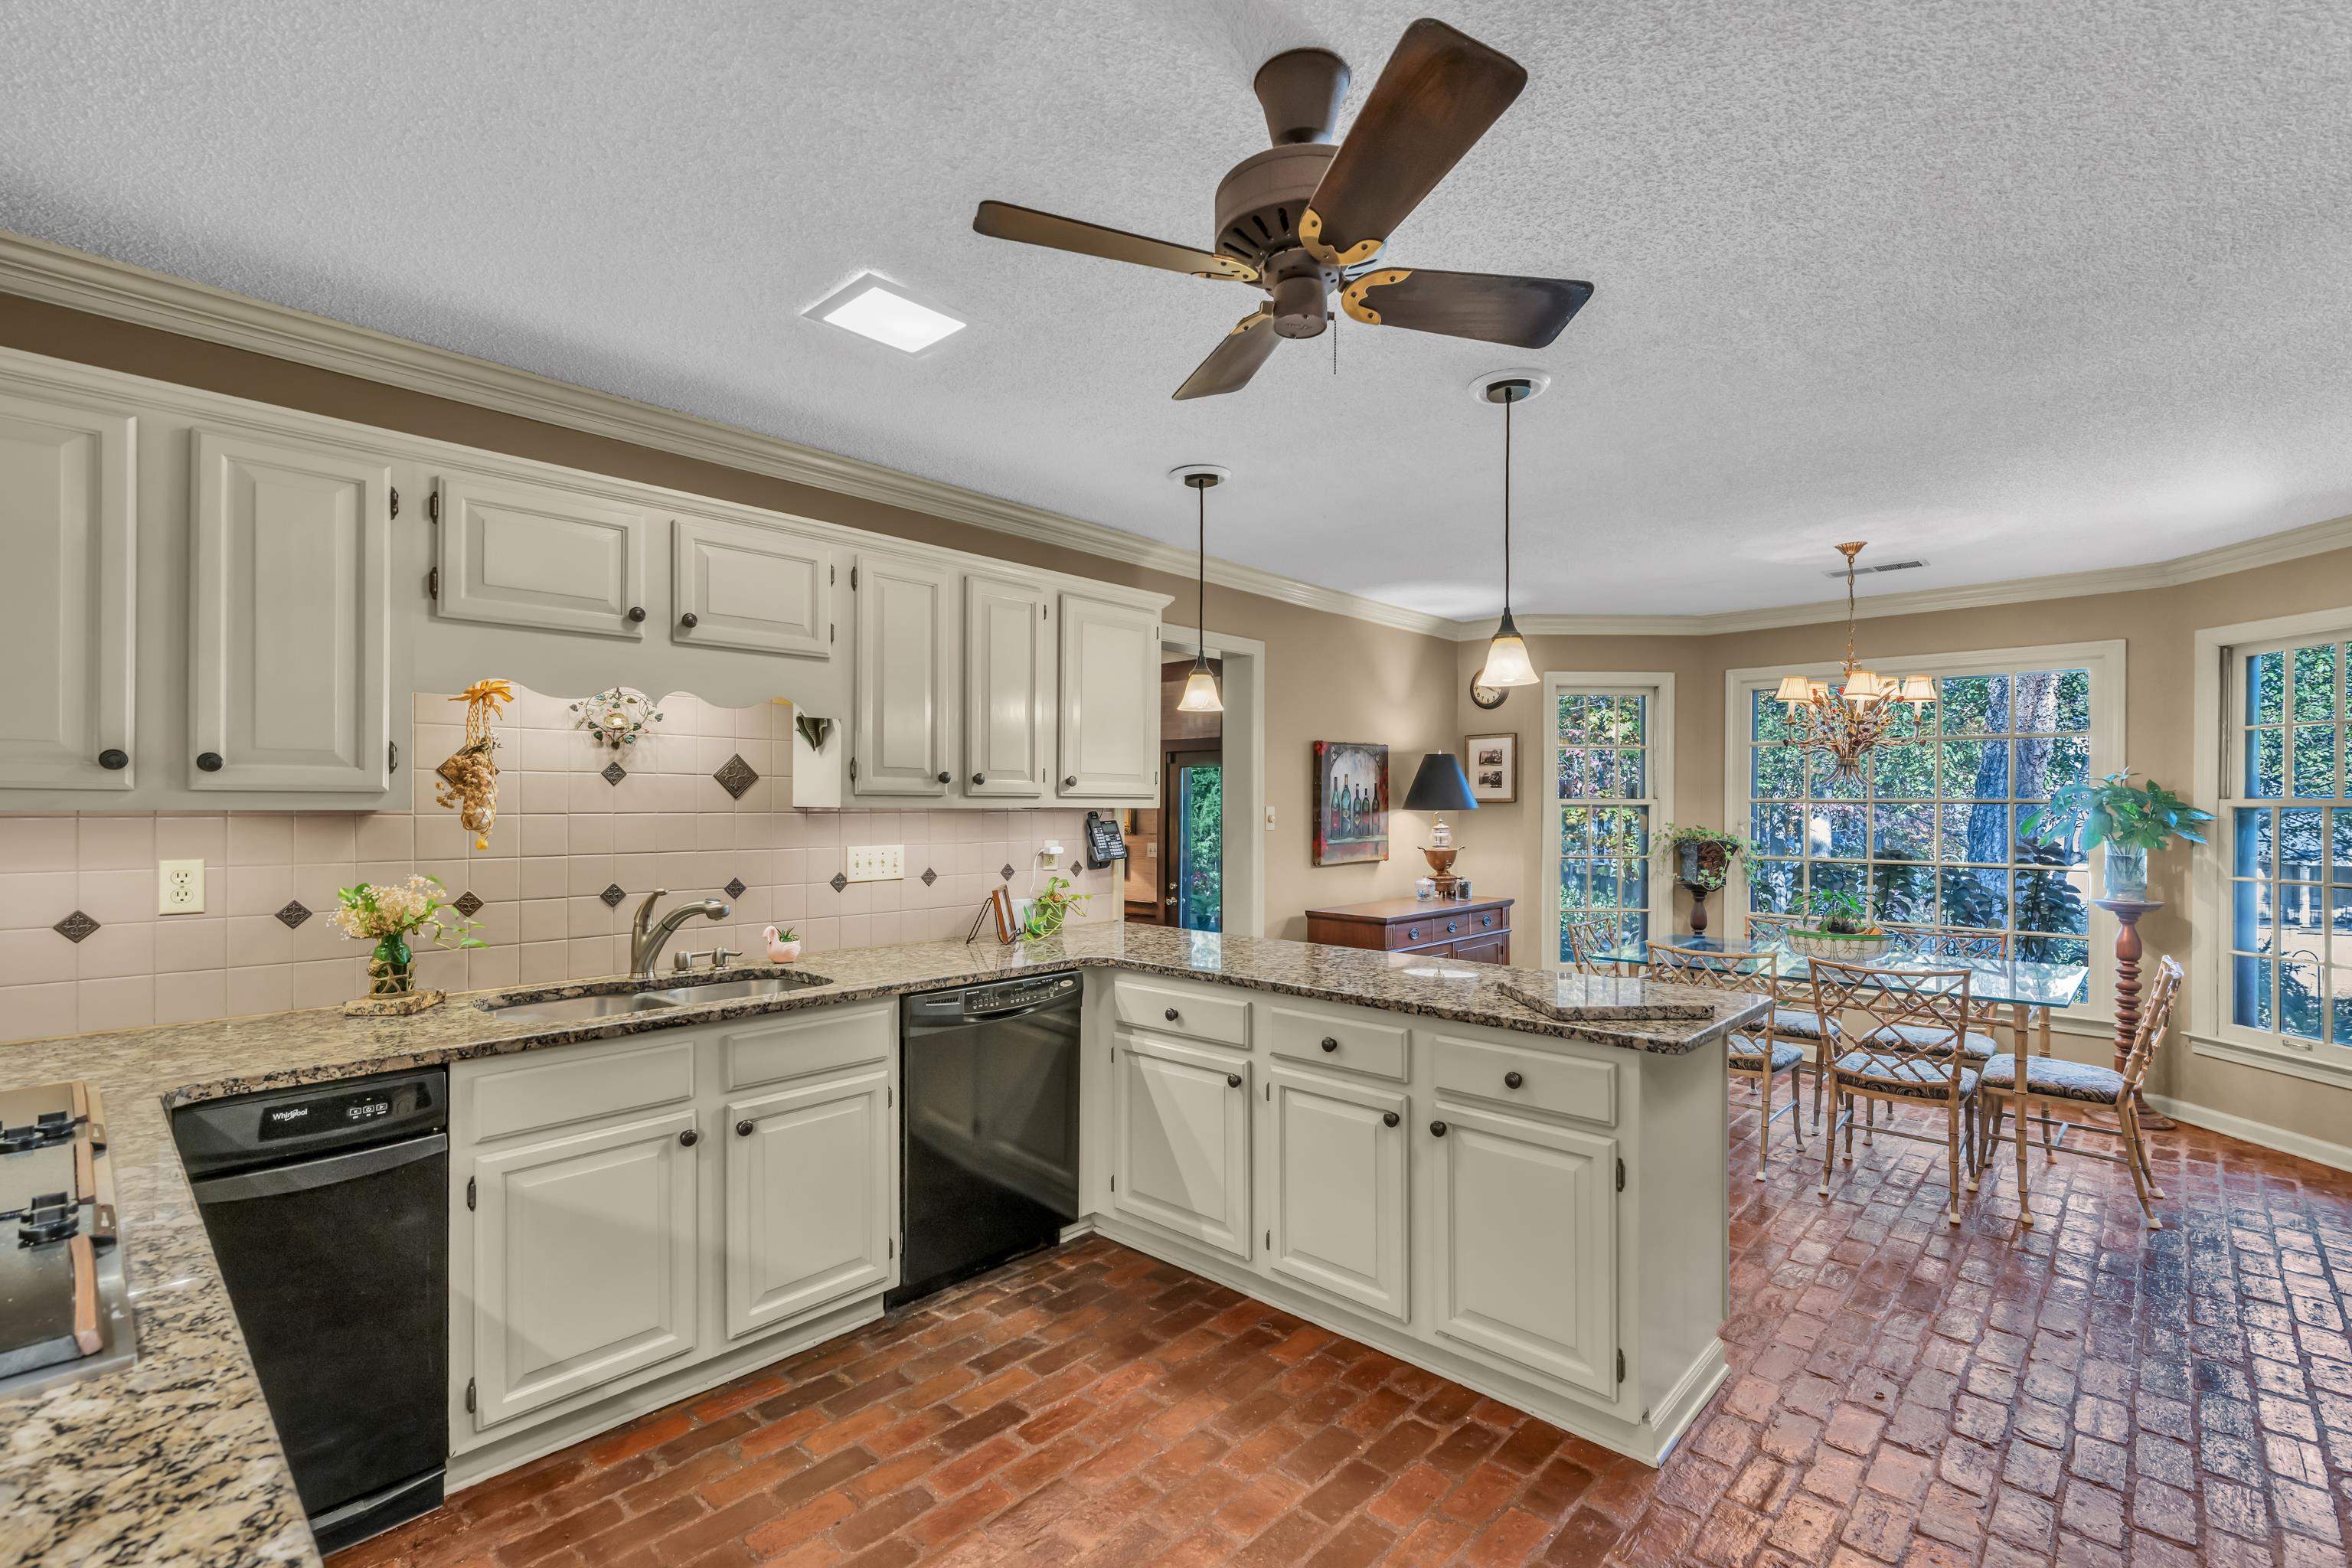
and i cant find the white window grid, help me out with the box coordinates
[1553,686,1655,961]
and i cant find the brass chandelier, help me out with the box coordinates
[1774,543,1936,785]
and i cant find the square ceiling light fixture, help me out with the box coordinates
[807,273,965,354]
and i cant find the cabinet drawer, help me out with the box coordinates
[724,1003,893,1089]
[467,1036,697,1143]
[1432,1034,1616,1127]
[1112,979,1249,1048]
[1389,906,1505,949]
[1263,1003,1409,1081]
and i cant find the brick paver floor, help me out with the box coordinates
[338,1102,2352,1566]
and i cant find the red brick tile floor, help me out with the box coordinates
[338,1098,2352,1567]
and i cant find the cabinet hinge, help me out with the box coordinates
[848,757,859,781]
[887,1237,893,1259]
[1109,1174,1116,1191]
[428,488,442,523]
[466,1176,476,1211]
[465,1377,477,1413]
[830,622,835,644]
[388,740,399,775]
[1615,1158,1625,1193]
[829,562,835,585]
[850,565,859,590]
[1266,1230,1272,1249]
[389,485,400,520]
[427,565,440,600]
[1617,1349,1626,1383]
[887,1087,893,1107]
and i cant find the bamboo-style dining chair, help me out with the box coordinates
[1745,915,1841,1124]
[1978,956,2181,1230]
[1809,957,1984,1226]
[1648,944,1807,1177]
[1562,917,1619,975]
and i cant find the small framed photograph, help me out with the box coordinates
[1465,733,1517,803]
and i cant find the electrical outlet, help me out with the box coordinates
[158,859,205,915]
[845,844,903,883]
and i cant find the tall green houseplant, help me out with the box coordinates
[2020,770,2211,899]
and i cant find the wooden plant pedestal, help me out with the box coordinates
[2094,895,2170,1129]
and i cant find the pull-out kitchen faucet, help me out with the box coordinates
[630,890,730,979]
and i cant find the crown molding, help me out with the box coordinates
[0,228,1457,640]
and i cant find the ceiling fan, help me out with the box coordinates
[972,17,1594,400]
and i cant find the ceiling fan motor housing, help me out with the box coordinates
[1214,142,1336,273]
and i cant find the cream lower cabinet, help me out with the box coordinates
[1428,1102,1619,1400]
[1110,1034,1251,1260]
[724,1065,892,1338]
[1264,1067,1409,1321]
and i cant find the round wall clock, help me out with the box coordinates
[1470,678,1508,710]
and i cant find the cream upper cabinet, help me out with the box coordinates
[466,1108,703,1430]
[723,1065,893,1339]
[962,573,1049,799]
[1057,593,1158,799]
[0,392,135,790]
[1111,1034,1251,1260]
[851,551,951,796]
[1428,1103,1619,1400]
[188,430,390,792]
[434,470,650,637]
[1265,1067,1410,1321]
[671,514,834,657]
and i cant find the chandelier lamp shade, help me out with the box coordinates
[1775,542,1935,785]
[1475,376,1541,688]
[1172,466,1227,714]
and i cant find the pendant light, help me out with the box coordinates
[1172,466,1226,713]
[1476,376,1540,688]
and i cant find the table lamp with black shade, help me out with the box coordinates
[1403,752,1479,898]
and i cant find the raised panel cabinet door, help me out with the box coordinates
[1111,1035,1250,1259]
[435,470,649,637]
[851,552,950,796]
[724,1066,892,1338]
[962,573,1047,799]
[469,1109,701,1429]
[1266,1067,1410,1321]
[1429,1104,1619,1400]
[0,392,134,789]
[1057,593,1158,799]
[189,430,390,792]
[671,514,834,657]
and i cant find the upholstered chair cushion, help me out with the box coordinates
[1773,1007,1835,1039]
[1832,1052,1980,1099]
[1873,1023,1999,1060]
[1730,1041,1807,1075]
[1979,1054,2125,1103]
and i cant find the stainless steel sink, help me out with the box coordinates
[485,972,829,1025]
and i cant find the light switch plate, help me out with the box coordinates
[159,859,205,914]
[846,844,903,883]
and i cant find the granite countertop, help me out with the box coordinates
[0,924,1762,1567]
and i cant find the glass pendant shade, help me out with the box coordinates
[1177,658,1223,713]
[1175,469,1224,714]
[1477,612,1539,688]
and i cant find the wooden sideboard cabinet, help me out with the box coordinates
[1305,897,1514,965]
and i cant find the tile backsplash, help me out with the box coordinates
[0,688,1115,1045]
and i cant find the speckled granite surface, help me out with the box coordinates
[0,925,1761,1566]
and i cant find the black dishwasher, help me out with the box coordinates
[173,1068,447,1553]
[891,973,1082,1308]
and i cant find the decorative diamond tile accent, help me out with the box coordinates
[453,891,484,918]
[274,900,312,929]
[724,877,746,900]
[713,753,760,800]
[602,761,627,786]
[1001,864,1016,881]
[829,872,848,893]
[600,884,627,908]
[53,910,99,944]
[921,867,938,887]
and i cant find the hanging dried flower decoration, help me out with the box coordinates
[572,687,662,750]
[435,679,511,850]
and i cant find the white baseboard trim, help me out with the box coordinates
[2144,1093,2352,1175]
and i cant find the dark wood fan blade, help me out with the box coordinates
[1339,267,1592,348]
[974,201,1258,282]
[1301,19,1527,266]
[1173,312,1279,400]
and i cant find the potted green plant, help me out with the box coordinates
[1020,876,1092,940]
[2019,770,2212,900]
[1655,825,1751,936]
[1786,888,1893,962]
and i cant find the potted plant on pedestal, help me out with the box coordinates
[1785,889,1894,962]
[1655,825,1751,937]
[2019,770,2212,899]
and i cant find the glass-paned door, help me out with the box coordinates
[1552,684,1656,962]
[1165,743,1223,933]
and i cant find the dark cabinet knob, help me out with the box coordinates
[1447,921,1458,933]
[972,773,985,785]
[936,771,951,784]
[1320,1036,1338,1053]
[1504,1070,1524,1089]
[1429,1120,1449,1137]
[735,1119,754,1137]
[1406,928,1420,941]
[97,749,129,770]
[1063,775,1077,788]
[1165,1008,1180,1021]
[1227,1073,1243,1088]
[1382,1111,1400,1128]
[680,612,699,629]
[678,1128,701,1147]
[195,752,224,773]
[627,605,647,622]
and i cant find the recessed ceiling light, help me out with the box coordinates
[807,274,965,354]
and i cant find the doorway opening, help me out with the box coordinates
[1125,660,1223,932]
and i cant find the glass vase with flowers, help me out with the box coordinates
[330,875,485,1008]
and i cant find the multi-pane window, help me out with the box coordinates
[1743,666,2093,965]
[2226,637,2352,1049]
[1553,686,1655,961]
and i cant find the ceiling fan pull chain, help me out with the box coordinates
[1330,311,1338,374]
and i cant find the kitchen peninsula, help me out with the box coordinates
[0,926,1758,1567]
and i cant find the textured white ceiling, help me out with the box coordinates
[5,1,2350,618]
